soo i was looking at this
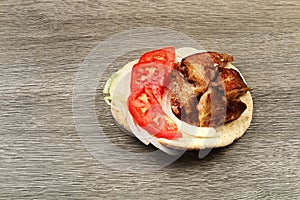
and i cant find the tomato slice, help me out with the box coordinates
[154,130,182,140]
[138,47,175,68]
[143,105,181,140]
[127,47,181,140]
[127,85,159,127]
[149,85,165,104]
[130,62,171,92]
[128,86,181,140]
[131,47,175,92]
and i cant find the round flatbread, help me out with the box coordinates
[104,48,253,151]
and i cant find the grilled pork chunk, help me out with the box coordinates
[169,52,248,127]
[197,81,247,127]
[219,67,250,99]
[169,70,199,126]
[183,51,234,69]
[225,99,247,123]
[175,61,212,95]
[197,80,227,127]
[174,52,234,95]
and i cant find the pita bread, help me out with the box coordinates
[106,48,253,150]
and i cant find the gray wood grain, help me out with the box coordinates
[1,0,299,199]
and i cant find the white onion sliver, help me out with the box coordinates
[127,112,182,155]
[127,114,150,145]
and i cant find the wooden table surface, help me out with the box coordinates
[1,0,299,199]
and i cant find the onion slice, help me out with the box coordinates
[127,112,151,145]
[127,111,182,155]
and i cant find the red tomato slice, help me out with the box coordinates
[130,62,171,92]
[154,130,182,140]
[128,88,181,140]
[127,85,159,127]
[138,47,176,68]
[142,104,181,140]
[147,84,165,104]
[127,47,181,140]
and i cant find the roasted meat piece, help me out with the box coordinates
[225,99,247,123]
[169,70,199,126]
[197,86,247,127]
[175,52,234,95]
[183,51,234,69]
[219,67,250,99]
[197,82,227,127]
[196,71,248,128]
[175,61,211,94]
[170,52,248,128]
